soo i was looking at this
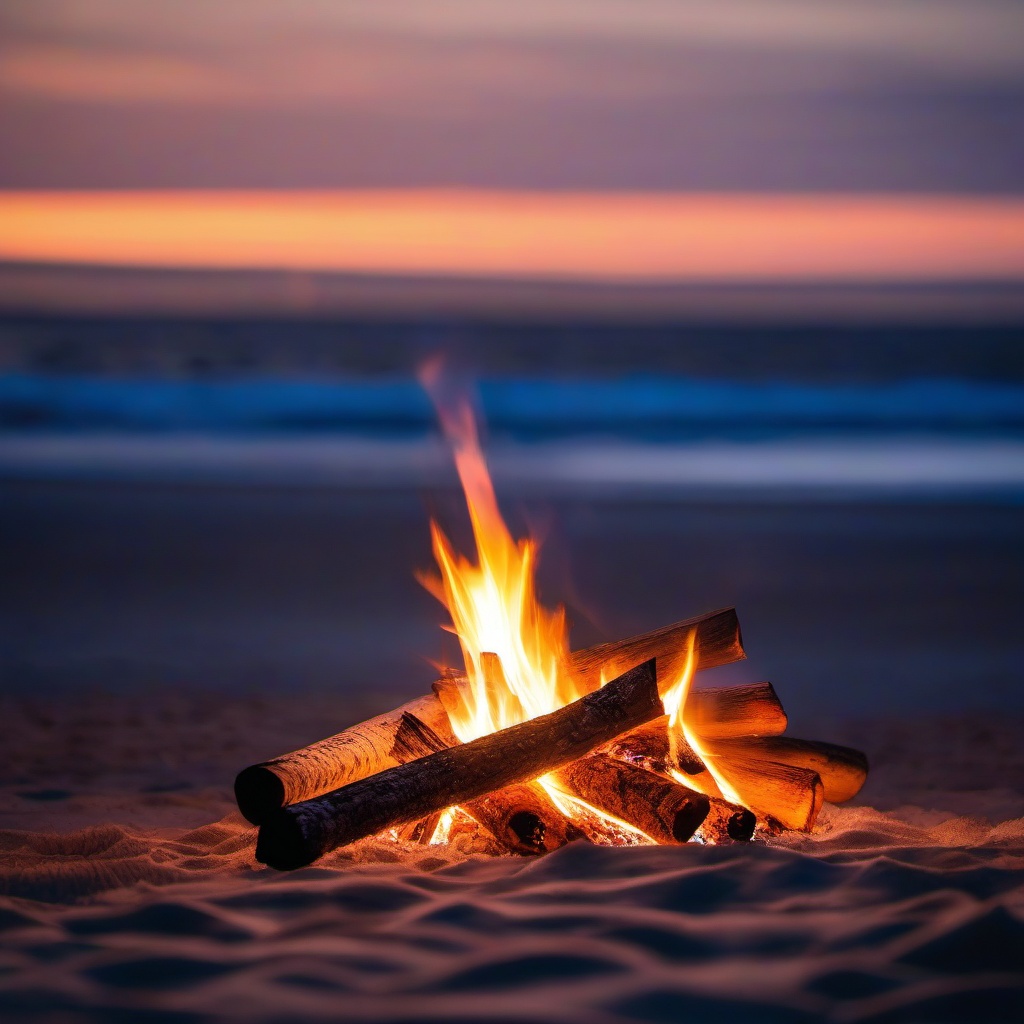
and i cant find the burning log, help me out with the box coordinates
[256,660,663,869]
[236,607,743,824]
[396,812,442,844]
[391,711,579,855]
[697,800,757,844]
[707,755,824,832]
[604,729,758,842]
[701,737,868,804]
[569,607,744,694]
[552,754,710,845]
[684,681,788,739]
[604,682,788,777]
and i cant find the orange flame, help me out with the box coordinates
[661,635,743,807]
[418,367,578,742]
[418,370,744,844]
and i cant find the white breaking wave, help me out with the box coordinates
[2,433,1024,496]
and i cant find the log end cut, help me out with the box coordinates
[254,810,311,871]
[235,765,286,826]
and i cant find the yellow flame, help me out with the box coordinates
[419,369,578,742]
[661,634,743,807]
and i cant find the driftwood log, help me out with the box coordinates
[256,660,663,869]
[391,711,579,855]
[553,754,710,845]
[236,607,743,824]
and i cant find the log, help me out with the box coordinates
[396,813,442,844]
[553,754,710,845]
[696,800,757,844]
[710,754,824,832]
[701,737,868,804]
[236,607,744,823]
[256,660,662,869]
[604,682,787,777]
[607,718,705,775]
[602,735,757,844]
[684,682,787,739]
[569,607,744,695]
[234,694,449,825]
[391,711,579,855]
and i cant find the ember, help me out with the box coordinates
[239,382,868,869]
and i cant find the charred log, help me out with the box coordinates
[553,754,710,845]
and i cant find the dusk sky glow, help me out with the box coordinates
[1,2,1021,284]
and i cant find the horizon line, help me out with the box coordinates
[1,190,1023,284]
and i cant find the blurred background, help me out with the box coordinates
[1,1,1022,733]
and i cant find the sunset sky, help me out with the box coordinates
[1,2,1022,282]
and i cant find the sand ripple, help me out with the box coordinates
[1,805,1022,1023]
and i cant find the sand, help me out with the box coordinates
[2,693,1022,1024]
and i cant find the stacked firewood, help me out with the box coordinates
[235,608,868,870]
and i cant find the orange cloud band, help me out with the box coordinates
[1,191,1022,282]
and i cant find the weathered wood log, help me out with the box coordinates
[256,660,662,869]
[234,694,450,825]
[553,754,710,845]
[391,711,579,855]
[701,737,868,804]
[711,755,824,832]
[236,607,743,823]
[607,718,705,775]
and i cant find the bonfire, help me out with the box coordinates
[235,379,867,869]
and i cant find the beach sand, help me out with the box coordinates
[2,691,1023,1024]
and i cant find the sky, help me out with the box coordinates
[1,0,1022,192]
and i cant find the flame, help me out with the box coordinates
[418,370,739,846]
[419,368,578,742]
[661,634,744,807]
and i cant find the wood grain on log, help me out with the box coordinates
[703,737,868,804]
[553,754,710,845]
[234,694,450,825]
[256,660,663,869]
[237,607,743,824]
[396,813,442,844]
